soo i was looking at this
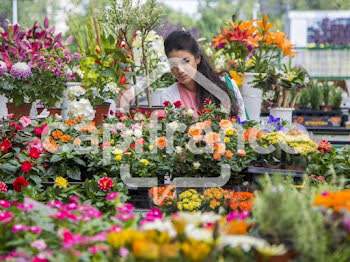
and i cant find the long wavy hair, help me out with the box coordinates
[164,30,240,117]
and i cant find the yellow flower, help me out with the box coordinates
[115,154,122,161]
[107,229,142,250]
[55,177,68,189]
[224,137,230,143]
[229,70,243,87]
[148,145,154,150]
[112,148,123,155]
[140,159,149,165]
[182,239,211,262]
[132,239,159,260]
[178,202,183,210]
[110,139,114,145]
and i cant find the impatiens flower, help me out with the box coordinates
[13,176,29,192]
[0,60,7,75]
[16,203,33,211]
[19,116,33,127]
[55,177,68,189]
[6,113,14,119]
[174,100,182,108]
[106,192,119,200]
[28,137,45,153]
[0,139,12,153]
[28,147,40,159]
[0,182,8,193]
[31,254,50,262]
[0,200,10,208]
[34,124,48,136]
[318,140,332,153]
[31,239,47,251]
[116,203,134,214]
[21,161,32,173]
[29,226,42,234]
[98,177,114,191]
[10,62,31,78]
[88,245,109,255]
[12,224,27,233]
[115,213,135,221]
[0,210,14,224]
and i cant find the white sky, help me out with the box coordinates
[159,0,198,15]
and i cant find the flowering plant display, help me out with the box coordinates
[0,17,77,106]
[209,14,296,74]
[252,65,310,108]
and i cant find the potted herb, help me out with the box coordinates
[320,81,335,111]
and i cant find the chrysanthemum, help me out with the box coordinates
[98,177,114,191]
[0,61,7,75]
[10,62,31,79]
[318,140,332,154]
[55,177,68,189]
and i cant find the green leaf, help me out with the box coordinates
[30,175,41,185]
[73,157,86,166]
[99,68,116,78]
[0,163,19,174]
[66,166,81,180]
[50,154,63,163]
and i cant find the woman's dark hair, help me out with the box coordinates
[164,30,240,117]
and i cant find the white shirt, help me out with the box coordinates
[160,77,246,120]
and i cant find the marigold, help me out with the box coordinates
[157,137,167,150]
[65,120,75,126]
[313,191,350,212]
[60,135,72,143]
[230,192,254,212]
[52,130,63,139]
[75,117,82,123]
[55,177,68,189]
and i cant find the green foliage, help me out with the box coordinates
[308,82,323,110]
[330,86,343,110]
[298,87,310,108]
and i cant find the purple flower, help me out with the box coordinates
[0,61,7,75]
[237,117,248,125]
[268,115,280,124]
[10,62,31,79]
[247,45,253,52]
[106,192,119,200]
[343,216,350,233]
[216,42,227,49]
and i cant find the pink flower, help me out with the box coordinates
[135,138,145,146]
[31,239,47,251]
[108,225,121,233]
[106,192,119,200]
[16,203,34,211]
[34,124,48,136]
[59,229,83,248]
[0,210,14,224]
[10,62,31,78]
[31,254,49,262]
[0,199,10,208]
[116,203,134,214]
[119,247,130,257]
[28,137,44,153]
[98,177,114,191]
[140,208,163,225]
[0,61,7,75]
[6,113,14,119]
[0,182,7,193]
[12,224,27,233]
[115,213,135,221]
[89,245,108,254]
[19,116,33,127]
[116,123,125,130]
[29,226,42,234]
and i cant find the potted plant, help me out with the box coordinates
[309,81,323,111]
[0,18,77,119]
[210,14,296,121]
[320,81,334,111]
[253,65,310,123]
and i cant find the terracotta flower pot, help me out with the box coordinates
[94,103,111,126]
[320,105,332,112]
[6,103,32,120]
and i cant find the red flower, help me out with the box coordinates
[95,59,101,65]
[163,101,170,107]
[13,176,29,192]
[15,125,23,131]
[131,144,136,149]
[205,99,211,104]
[174,101,182,108]
[119,75,126,85]
[28,148,40,159]
[98,177,114,191]
[21,161,32,173]
[125,69,130,72]
[0,139,12,153]
[318,140,332,153]
[34,124,48,136]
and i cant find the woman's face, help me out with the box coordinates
[167,50,200,86]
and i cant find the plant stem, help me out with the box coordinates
[290,89,301,108]
[141,36,151,107]
[283,90,291,108]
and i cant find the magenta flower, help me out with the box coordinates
[31,254,50,262]
[0,199,10,208]
[29,226,42,234]
[0,61,7,75]
[12,224,27,233]
[116,203,134,214]
[16,203,34,211]
[108,225,121,233]
[115,213,135,221]
[89,245,108,255]
[6,113,14,119]
[119,247,130,257]
[31,239,47,251]
[0,210,14,224]
[10,62,31,78]
[19,116,33,127]
[226,211,250,222]
[0,182,8,193]
[98,177,114,191]
[106,192,119,200]
[28,137,44,153]
[140,208,163,225]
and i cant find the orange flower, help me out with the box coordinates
[257,14,276,33]
[60,135,72,143]
[244,128,261,142]
[204,120,212,127]
[213,143,225,155]
[213,153,221,160]
[132,239,159,260]
[225,150,233,159]
[157,136,167,150]
[230,192,254,212]
[238,149,246,157]
[75,117,83,123]
[313,191,350,212]
[149,185,176,207]
[219,119,233,130]
[188,126,202,137]
[65,120,75,126]
[73,138,81,145]
[212,33,227,49]
[205,132,219,145]
[223,220,248,235]
[89,121,96,126]
[234,20,257,35]
[52,130,63,140]
[44,137,58,153]
[246,34,262,48]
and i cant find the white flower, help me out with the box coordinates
[104,82,120,94]
[169,121,178,130]
[141,219,177,238]
[328,81,334,86]
[186,108,194,116]
[219,235,268,252]
[134,129,142,138]
[125,129,133,136]
[66,85,86,100]
[112,147,123,155]
[185,224,213,242]
[175,146,183,154]
[304,76,310,83]
[67,99,95,121]
[193,161,200,169]
[214,56,226,70]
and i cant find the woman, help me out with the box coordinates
[160,30,246,120]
